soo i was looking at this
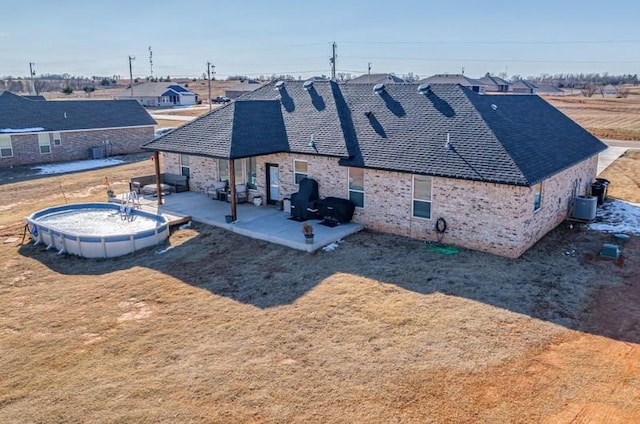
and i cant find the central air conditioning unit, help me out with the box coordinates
[571,195,597,221]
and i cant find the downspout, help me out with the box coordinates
[154,151,163,205]
[229,159,237,222]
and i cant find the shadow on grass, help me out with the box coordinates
[19,223,639,344]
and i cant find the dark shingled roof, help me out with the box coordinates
[0,91,156,132]
[143,81,606,186]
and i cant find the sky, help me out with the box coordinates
[1,0,639,81]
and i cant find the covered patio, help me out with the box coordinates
[138,191,364,252]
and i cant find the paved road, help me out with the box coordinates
[602,139,640,149]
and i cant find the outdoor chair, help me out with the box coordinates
[207,180,228,200]
[226,183,248,203]
[290,178,319,220]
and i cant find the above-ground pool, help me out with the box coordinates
[26,203,169,258]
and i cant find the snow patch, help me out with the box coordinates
[178,221,192,230]
[0,127,45,133]
[589,199,640,235]
[33,158,124,175]
[322,239,344,252]
[155,245,174,255]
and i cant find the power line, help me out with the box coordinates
[339,39,640,45]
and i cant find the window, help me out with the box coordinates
[180,154,190,177]
[53,132,62,146]
[533,183,542,211]
[348,167,364,208]
[218,159,229,182]
[218,158,250,183]
[38,133,51,154]
[247,157,257,189]
[294,160,308,184]
[0,135,12,158]
[413,175,432,219]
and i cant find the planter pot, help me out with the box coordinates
[225,215,233,223]
[253,196,263,207]
[304,234,314,244]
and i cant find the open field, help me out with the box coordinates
[1,153,639,422]
[545,91,640,141]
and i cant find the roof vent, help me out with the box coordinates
[364,110,373,118]
[275,81,285,90]
[373,83,385,94]
[491,104,498,110]
[303,80,314,91]
[417,83,431,94]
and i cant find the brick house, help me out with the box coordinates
[0,91,156,167]
[142,81,606,257]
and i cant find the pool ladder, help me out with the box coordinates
[120,191,141,220]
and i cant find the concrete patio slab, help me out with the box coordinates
[137,192,364,252]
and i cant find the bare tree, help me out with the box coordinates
[581,84,598,97]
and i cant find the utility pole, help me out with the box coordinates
[149,46,153,79]
[207,61,215,111]
[29,62,36,95]
[367,62,372,83]
[128,55,135,97]
[329,42,337,80]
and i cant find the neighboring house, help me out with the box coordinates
[602,84,618,95]
[115,82,197,107]
[225,80,266,99]
[510,79,538,94]
[142,81,606,258]
[478,73,511,92]
[0,91,156,167]
[349,74,407,84]
[534,83,565,96]
[418,74,485,92]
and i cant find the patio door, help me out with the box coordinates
[266,164,279,205]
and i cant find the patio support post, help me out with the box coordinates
[229,159,237,222]
[153,151,163,205]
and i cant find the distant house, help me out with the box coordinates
[115,82,197,107]
[143,81,606,258]
[0,92,156,167]
[534,83,564,96]
[418,74,485,92]
[478,73,511,92]
[602,84,618,95]
[511,80,538,94]
[224,80,266,99]
[349,74,407,84]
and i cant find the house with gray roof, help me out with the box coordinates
[142,80,606,257]
[0,91,156,167]
[511,79,538,94]
[349,74,407,84]
[115,82,197,107]
[418,74,486,92]
[478,73,511,92]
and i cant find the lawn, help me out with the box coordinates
[1,155,640,422]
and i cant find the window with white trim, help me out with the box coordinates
[348,167,364,208]
[180,154,190,177]
[533,182,542,211]
[294,159,308,184]
[0,135,13,158]
[413,175,432,219]
[53,132,62,146]
[38,133,51,154]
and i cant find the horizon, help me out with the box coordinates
[1,0,639,81]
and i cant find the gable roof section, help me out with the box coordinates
[418,74,485,88]
[145,81,348,159]
[143,81,606,186]
[0,91,156,132]
[464,92,605,184]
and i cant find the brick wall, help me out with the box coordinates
[0,126,154,167]
[163,151,599,258]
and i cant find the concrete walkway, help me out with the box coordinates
[598,139,640,175]
[138,192,364,252]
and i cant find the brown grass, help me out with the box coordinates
[600,150,640,203]
[545,95,640,141]
[1,150,640,422]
